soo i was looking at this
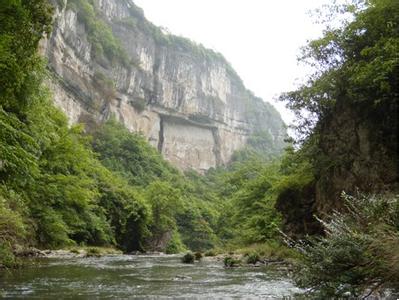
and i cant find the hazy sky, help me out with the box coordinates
[134,0,330,124]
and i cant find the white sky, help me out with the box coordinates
[134,0,330,125]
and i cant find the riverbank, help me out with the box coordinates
[199,242,301,267]
[2,241,299,270]
[0,246,124,268]
[19,246,122,258]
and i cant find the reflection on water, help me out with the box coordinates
[0,255,303,299]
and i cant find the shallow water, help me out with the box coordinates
[0,255,303,299]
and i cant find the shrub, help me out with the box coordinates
[70,248,79,254]
[165,231,185,254]
[181,252,195,264]
[205,250,216,257]
[0,188,27,268]
[0,244,18,268]
[293,192,399,298]
[236,242,299,262]
[246,252,260,264]
[224,256,240,267]
[130,98,147,113]
[86,247,102,257]
[194,252,202,261]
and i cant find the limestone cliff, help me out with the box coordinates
[42,0,286,171]
[315,99,398,214]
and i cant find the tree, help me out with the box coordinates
[0,0,53,113]
[280,0,399,141]
[145,181,183,249]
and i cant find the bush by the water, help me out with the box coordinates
[194,252,203,261]
[181,252,195,264]
[236,242,298,262]
[224,256,241,267]
[293,192,399,298]
[165,231,186,254]
[204,250,216,257]
[0,244,18,268]
[86,247,102,257]
[245,252,260,264]
[0,187,29,268]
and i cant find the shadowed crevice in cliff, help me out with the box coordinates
[212,128,222,166]
[151,54,162,105]
[158,116,164,153]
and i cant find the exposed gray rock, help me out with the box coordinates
[41,0,286,171]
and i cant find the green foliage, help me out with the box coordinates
[245,252,260,264]
[176,200,219,251]
[209,158,284,246]
[223,256,241,267]
[145,181,183,243]
[204,250,216,257]
[272,144,323,237]
[0,243,18,268]
[1,93,151,253]
[91,119,221,252]
[95,168,150,252]
[70,248,79,254]
[0,186,26,267]
[22,104,125,248]
[236,242,300,262]
[1,0,109,250]
[280,0,399,141]
[294,192,399,297]
[0,0,53,113]
[86,247,101,257]
[91,119,178,187]
[230,163,283,244]
[0,108,39,186]
[165,231,185,254]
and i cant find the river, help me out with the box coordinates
[0,254,303,299]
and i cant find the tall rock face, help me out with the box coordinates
[315,99,398,214]
[276,99,398,237]
[42,0,286,172]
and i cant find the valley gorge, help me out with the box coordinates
[1,0,398,298]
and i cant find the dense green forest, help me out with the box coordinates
[0,0,398,297]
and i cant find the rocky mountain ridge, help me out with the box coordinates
[41,0,286,171]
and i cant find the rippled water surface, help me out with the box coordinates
[0,255,303,299]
